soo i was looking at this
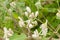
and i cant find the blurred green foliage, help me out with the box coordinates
[0,0,60,40]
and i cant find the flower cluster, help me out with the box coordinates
[40,19,48,36]
[18,6,48,39]
[25,6,39,19]
[3,27,13,40]
[19,6,38,29]
[32,29,39,38]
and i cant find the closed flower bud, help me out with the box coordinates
[26,6,31,13]
[29,12,35,19]
[25,12,28,17]
[35,0,42,9]
[29,24,33,29]
[35,11,39,17]
[18,17,23,21]
[18,17,25,27]
[56,12,60,19]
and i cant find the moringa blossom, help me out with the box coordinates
[3,27,13,40]
[35,11,39,17]
[18,17,25,27]
[40,19,48,36]
[32,29,39,38]
[29,12,35,19]
[26,6,31,13]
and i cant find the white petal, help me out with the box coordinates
[35,11,39,17]
[26,6,31,13]
[25,12,28,17]
[29,24,33,28]
[32,29,39,38]
[29,12,35,18]
[40,20,48,36]
[56,13,60,19]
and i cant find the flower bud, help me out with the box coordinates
[29,12,35,19]
[35,0,42,9]
[18,17,25,27]
[35,11,39,17]
[29,24,33,29]
[25,12,28,17]
[26,6,31,13]
[56,12,60,19]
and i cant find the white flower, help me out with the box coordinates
[10,1,16,8]
[3,27,8,39]
[26,20,33,28]
[32,21,38,26]
[35,0,41,9]
[29,11,39,19]
[56,10,60,19]
[7,28,13,37]
[29,12,35,19]
[32,29,39,38]
[3,27,13,40]
[35,11,39,17]
[29,24,33,29]
[40,19,48,36]
[25,12,28,17]
[19,21,25,27]
[18,17,25,27]
[26,6,31,13]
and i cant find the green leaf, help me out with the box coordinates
[12,12,18,19]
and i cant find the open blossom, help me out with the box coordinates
[18,17,25,27]
[3,27,13,40]
[32,29,39,38]
[40,19,48,36]
[26,6,31,13]
[56,10,60,19]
